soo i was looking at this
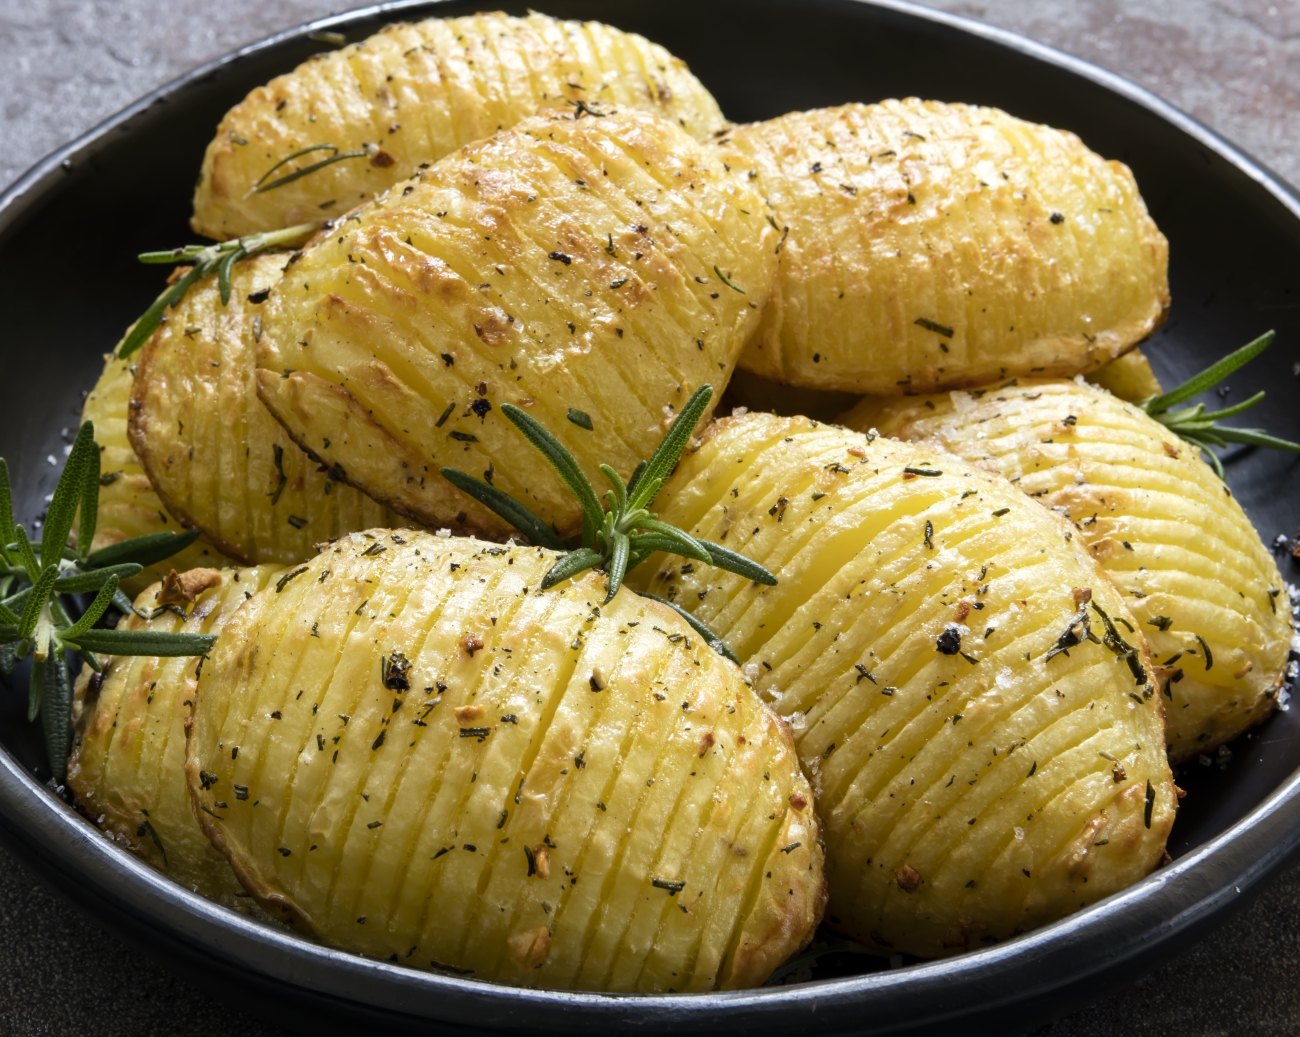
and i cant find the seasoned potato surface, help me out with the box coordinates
[632,413,1175,957]
[187,532,821,990]
[80,352,233,593]
[717,101,1169,394]
[129,254,407,565]
[843,380,1291,761]
[69,566,285,906]
[257,109,777,537]
[193,12,727,239]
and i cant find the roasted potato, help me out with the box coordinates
[186,532,822,989]
[715,100,1169,395]
[128,253,406,566]
[68,565,285,908]
[1083,348,1162,403]
[192,12,728,240]
[842,380,1291,762]
[631,413,1175,957]
[80,351,233,594]
[257,108,778,538]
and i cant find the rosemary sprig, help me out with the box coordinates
[245,142,378,197]
[441,385,775,658]
[0,421,216,781]
[1141,330,1300,478]
[118,221,319,359]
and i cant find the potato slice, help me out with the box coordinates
[842,380,1291,762]
[68,565,285,908]
[128,253,406,565]
[80,351,233,594]
[630,413,1175,957]
[192,12,727,240]
[186,532,821,989]
[716,100,1169,394]
[1083,348,1162,403]
[257,109,778,538]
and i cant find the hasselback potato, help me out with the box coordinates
[843,379,1291,762]
[715,100,1169,394]
[80,351,233,593]
[69,565,285,906]
[631,413,1175,956]
[129,253,405,565]
[257,108,777,538]
[187,532,822,989]
[192,12,728,240]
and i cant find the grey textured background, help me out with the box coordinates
[0,1,1296,1034]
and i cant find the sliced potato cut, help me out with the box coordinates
[128,254,406,565]
[842,380,1290,762]
[257,109,778,538]
[716,100,1169,394]
[631,413,1175,957]
[69,565,285,908]
[80,352,233,594]
[193,12,728,239]
[187,532,821,990]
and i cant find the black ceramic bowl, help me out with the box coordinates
[2,1,1299,1033]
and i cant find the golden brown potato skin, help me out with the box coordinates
[187,532,822,990]
[68,566,284,907]
[128,254,405,565]
[632,414,1175,957]
[192,12,728,240]
[843,380,1291,763]
[80,351,233,594]
[257,109,777,538]
[716,100,1169,394]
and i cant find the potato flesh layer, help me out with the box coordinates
[257,109,777,537]
[80,352,234,593]
[68,566,285,905]
[843,380,1291,762]
[187,533,821,990]
[718,100,1169,394]
[192,12,728,239]
[129,253,404,565]
[633,414,1175,957]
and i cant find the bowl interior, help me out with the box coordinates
[1,0,1298,1019]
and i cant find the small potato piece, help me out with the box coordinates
[80,352,233,594]
[1083,348,1162,403]
[128,254,405,565]
[257,109,777,537]
[192,12,727,239]
[187,533,821,990]
[632,414,1175,957]
[68,565,285,906]
[717,100,1169,394]
[842,380,1291,762]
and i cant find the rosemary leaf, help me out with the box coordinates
[247,145,375,196]
[599,464,628,514]
[540,548,604,590]
[500,404,604,540]
[59,577,119,642]
[637,592,740,665]
[65,628,217,657]
[54,563,142,594]
[628,385,713,512]
[439,467,563,550]
[79,425,101,561]
[42,422,94,570]
[604,532,631,603]
[13,526,40,583]
[1144,330,1274,415]
[26,649,45,724]
[0,459,13,557]
[84,528,201,569]
[40,647,72,783]
[17,565,57,640]
[695,539,778,585]
[1206,426,1300,452]
[634,520,713,564]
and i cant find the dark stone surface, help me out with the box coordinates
[0,1,1294,1034]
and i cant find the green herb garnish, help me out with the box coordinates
[118,221,319,358]
[441,385,774,659]
[1141,330,1300,478]
[0,422,216,781]
[246,143,378,197]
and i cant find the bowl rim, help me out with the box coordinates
[2,0,1299,1032]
